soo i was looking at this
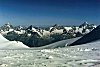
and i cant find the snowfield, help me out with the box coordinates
[0,40,100,67]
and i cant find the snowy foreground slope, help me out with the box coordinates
[0,34,29,49]
[0,40,100,67]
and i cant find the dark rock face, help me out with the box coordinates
[69,25,100,46]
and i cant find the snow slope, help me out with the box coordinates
[0,40,100,67]
[69,25,100,46]
[35,37,81,49]
[0,34,29,49]
[0,34,9,42]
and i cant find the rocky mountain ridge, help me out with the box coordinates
[0,22,97,47]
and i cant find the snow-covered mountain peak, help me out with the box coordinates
[83,21,88,25]
[4,22,12,28]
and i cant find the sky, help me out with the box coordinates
[0,0,100,26]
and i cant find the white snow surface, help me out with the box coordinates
[51,29,63,34]
[42,30,50,36]
[0,36,100,67]
[14,30,25,34]
[64,27,72,31]
[0,34,29,49]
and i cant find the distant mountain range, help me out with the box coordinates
[0,22,96,36]
[0,22,97,47]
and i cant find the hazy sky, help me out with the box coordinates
[0,0,100,26]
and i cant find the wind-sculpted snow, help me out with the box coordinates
[0,40,100,67]
[0,34,29,49]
